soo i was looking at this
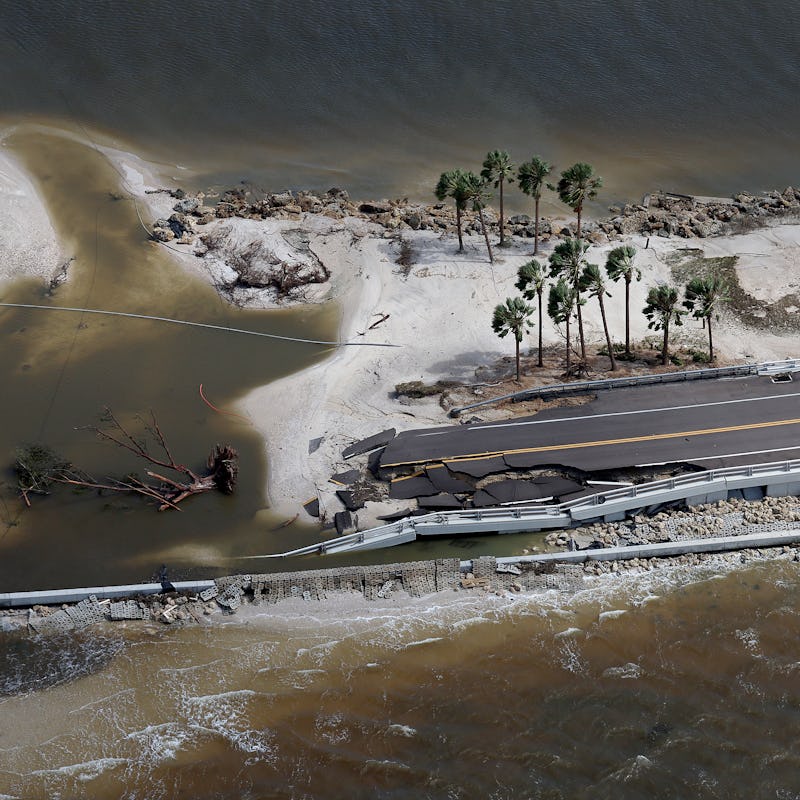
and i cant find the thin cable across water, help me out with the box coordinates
[0,303,398,347]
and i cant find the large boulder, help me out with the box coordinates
[151,226,175,242]
[405,211,421,230]
[214,202,236,219]
[359,201,392,214]
[195,208,216,225]
[269,192,295,207]
[173,197,199,214]
[614,214,644,235]
[297,192,323,212]
[168,212,193,237]
[326,187,349,202]
[691,220,714,238]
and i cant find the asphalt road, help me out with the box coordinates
[379,376,800,472]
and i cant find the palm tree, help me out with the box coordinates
[605,245,641,358]
[548,278,577,374]
[461,171,494,263]
[515,259,547,367]
[683,276,728,361]
[643,284,685,365]
[555,162,602,237]
[549,237,591,363]
[481,150,515,247]
[517,156,552,255]
[434,169,469,252]
[492,297,535,381]
[580,263,616,371]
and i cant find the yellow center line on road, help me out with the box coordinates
[381,416,800,468]
[391,470,425,483]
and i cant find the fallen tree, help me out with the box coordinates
[15,409,238,511]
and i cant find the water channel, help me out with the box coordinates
[0,129,338,591]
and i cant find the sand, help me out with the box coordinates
[0,141,64,287]
[5,132,800,526]
[238,225,800,521]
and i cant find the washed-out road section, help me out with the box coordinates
[380,376,800,473]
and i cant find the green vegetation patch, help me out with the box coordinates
[668,250,800,332]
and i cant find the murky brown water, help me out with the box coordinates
[2,557,800,799]
[0,129,342,591]
[0,126,564,591]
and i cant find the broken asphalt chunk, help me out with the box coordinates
[389,474,438,500]
[342,428,396,459]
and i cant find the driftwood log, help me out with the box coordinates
[15,408,239,512]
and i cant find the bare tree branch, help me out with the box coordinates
[16,410,238,512]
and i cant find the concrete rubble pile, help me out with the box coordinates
[16,557,589,635]
[546,495,800,550]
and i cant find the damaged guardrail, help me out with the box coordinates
[257,458,800,559]
[449,358,800,417]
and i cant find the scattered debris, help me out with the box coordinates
[15,409,239,512]
[303,497,321,518]
[272,513,299,530]
[330,469,361,486]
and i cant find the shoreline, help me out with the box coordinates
[240,221,387,512]
[6,124,800,532]
[6,497,800,633]
[0,137,64,287]
[122,173,800,524]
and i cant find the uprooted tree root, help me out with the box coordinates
[200,229,330,300]
[15,409,239,512]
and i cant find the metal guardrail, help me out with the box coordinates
[494,530,800,566]
[449,358,800,417]
[0,580,216,609]
[561,459,800,512]
[242,518,420,559]
[259,458,800,559]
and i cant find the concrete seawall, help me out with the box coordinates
[4,525,800,635]
[0,580,215,608]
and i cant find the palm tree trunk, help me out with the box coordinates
[662,320,670,365]
[537,287,544,368]
[533,197,540,255]
[575,290,587,362]
[565,314,571,374]
[624,277,631,357]
[515,336,521,381]
[478,207,494,263]
[576,204,582,238]
[708,316,714,361]
[456,205,464,252]
[499,180,505,247]
[598,294,616,371]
